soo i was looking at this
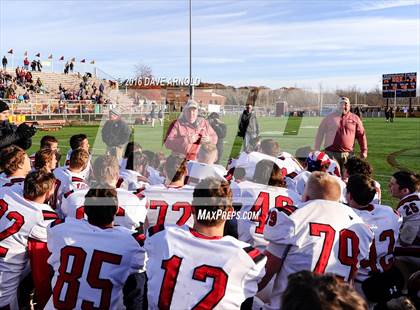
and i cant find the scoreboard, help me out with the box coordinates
[382,72,416,98]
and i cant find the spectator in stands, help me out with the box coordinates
[282,271,367,310]
[25,70,32,83]
[36,60,42,72]
[69,61,74,72]
[23,91,30,102]
[99,82,105,94]
[164,99,217,160]
[1,56,7,70]
[64,62,69,74]
[30,60,36,71]
[23,57,30,70]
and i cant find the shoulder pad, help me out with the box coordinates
[42,210,59,221]
[116,177,124,188]
[148,224,165,237]
[243,246,265,264]
[275,205,297,216]
[133,187,146,199]
[398,194,420,208]
[50,218,65,228]
[63,190,74,199]
[71,176,85,183]
[132,231,145,247]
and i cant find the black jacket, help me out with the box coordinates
[238,110,259,138]
[0,121,32,150]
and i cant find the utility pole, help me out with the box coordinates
[189,0,193,99]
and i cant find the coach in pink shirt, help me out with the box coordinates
[164,100,217,160]
[314,97,367,172]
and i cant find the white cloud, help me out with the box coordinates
[351,0,420,12]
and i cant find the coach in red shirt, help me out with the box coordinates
[314,97,367,172]
[164,100,217,160]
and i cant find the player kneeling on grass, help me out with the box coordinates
[260,172,373,310]
[145,177,266,310]
[347,174,403,307]
[0,170,58,309]
[46,188,147,309]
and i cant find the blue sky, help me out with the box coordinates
[0,0,419,90]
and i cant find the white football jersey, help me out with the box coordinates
[354,204,402,281]
[146,166,165,185]
[46,218,145,310]
[145,225,266,310]
[287,171,347,203]
[235,181,301,251]
[0,176,25,188]
[144,184,195,227]
[60,188,147,230]
[0,186,58,307]
[65,149,92,180]
[186,161,226,185]
[52,167,88,213]
[119,169,149,191]
[396,192,420,247]
[229,151,303,181]
[264,199,373,309]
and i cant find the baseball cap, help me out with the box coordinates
[0,100,10,113]
[185,99,199,110]
[338,97,350,105]
[306,151,331,172]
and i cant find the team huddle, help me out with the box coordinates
[0,132,419,310]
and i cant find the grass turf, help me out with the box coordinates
[27,116,420,207]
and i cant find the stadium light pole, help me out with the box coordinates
[189,0,193,99]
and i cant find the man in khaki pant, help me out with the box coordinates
[314,97,367,173]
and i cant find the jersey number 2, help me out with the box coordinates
[158,255,228,310]
[0,199,25,257]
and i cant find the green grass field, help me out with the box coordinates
[27,116,420,207]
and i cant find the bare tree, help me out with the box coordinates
[134,63,153,80]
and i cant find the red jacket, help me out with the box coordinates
[164,117,217,160]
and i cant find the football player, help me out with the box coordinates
[186,143,227,185]
[389,171,420,280]
[46,188,147,309]
[282,271,367,310]
[64,134,91,179]
[119,151,149,191]
[33,148,58,173]
[261,172,373,309]
[287,151,347,203]
[0,170,57,309]
[144,154,195,227]
[236,159,301,251]
[145,177,266,309]
[347,174,402,305]
[61,155,147,230]
[52,148,89,212]
[0,145,31,188]
[29,135,59,168]
[227,139,303,181]
[343,157,382,204]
